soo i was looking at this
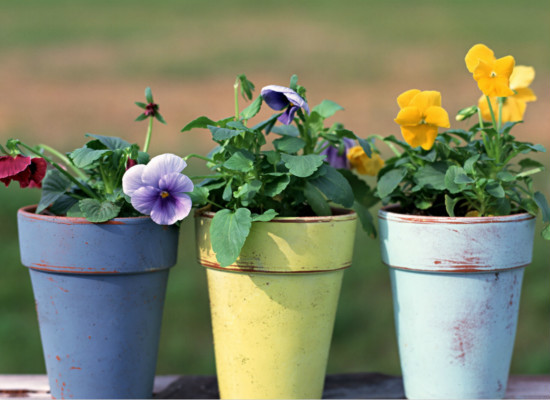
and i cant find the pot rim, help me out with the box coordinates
[378,204,534,224]
[18,205,152,225]
[196,207,356,223]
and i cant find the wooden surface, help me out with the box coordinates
[0,374,548,399]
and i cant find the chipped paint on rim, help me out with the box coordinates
[18,205,154,225]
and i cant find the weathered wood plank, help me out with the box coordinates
[0,374,548,399]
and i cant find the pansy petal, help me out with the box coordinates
[278,105,299,125]
[130,185,159,215]
[502,97,526,122]
[401,125,437,150]
[150,194,192,225]
[494,56,515,79]
[510,66,535,90]
[514,87,537,102]
[159,172,194,194]
[397,89,421,108]
[261,87,289,110]
[122,164,146,196]
[142,153,186,186]
[0,155,31,179]
[409,90,442,111]
[425,106,450,128]
[394,107,422,126]
[472,59,494,82]
[465,44,495,73]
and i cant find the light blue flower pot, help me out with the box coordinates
[379,208,535,399]
[17,206,179,399]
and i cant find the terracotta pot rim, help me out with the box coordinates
[18,205,152,225]
[378,204,534,224]
[196,207,356,223]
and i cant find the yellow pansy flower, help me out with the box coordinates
[394,89,450,150]
[465,44,515,97]
[478,66,537,123]
[346,146,384,176]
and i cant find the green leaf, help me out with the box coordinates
[85,134,131,150]
[307,111,324,132]
[251,209,278,222]
[145,87,153,103]
[353,201,376,237]
[445,166,472,194]
[463,154,480,174]
[534,192,550,223]
[210,208,252,267]
[222,182,233,202]
[155,112,166,124]
[445,195,459,217]
[338,169,378,209]
[309,164,354,208]
[263,150,281,165]
[240,96,263,120]
[69,147,109,168]
[181,116,217,132]
[66,202,84,217]
[415,198,432,210]
[519,158,544,169]
[289,74,298,90]
[237,74,255,100]
[209,125,243,141]
[137,151,150,164]
[542,224,550,240]
[135,102,147,109]
[49,195,78,216]
[485,181,505,198]
[357,137,372,157]
[234,180,262,206]
[414,163,446,190]
[304,182,331,216]
[313,100,344,118]
[188,186,209,206]
[496,171,515,182]
[37,169,73,214]
[271,125,300,137]
[223,151,254,172]
[377,168,407,199]
[135,113,148,122]
[281,154,325,178]
[79,199,121,223]
[516,168,544,178]
[273,136,306,153]
[263,174,290,197]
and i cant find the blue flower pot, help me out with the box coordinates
[17,206,179,399]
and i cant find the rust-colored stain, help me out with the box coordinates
[31,263,120,274]
[452,318,475,366]
[56,355,61,361]
[387,262,529,273]
[199,258,351,273]
[198,208,356,223]
[379,207,534,224]
[70,367,81,370]
[88,336,91,340]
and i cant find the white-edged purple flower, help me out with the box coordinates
[321,138,355,169]
[122,153,193,225]
[261,85,310,125]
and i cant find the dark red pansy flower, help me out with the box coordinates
[0,155,47,188]
[126,158,138,171]
[144,102,159,117]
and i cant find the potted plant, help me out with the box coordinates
[182,75,381,399]
[2,88,193,399]
[374,44,549,399]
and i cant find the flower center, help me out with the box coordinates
[490,71,497,78]
[160,191,170,199]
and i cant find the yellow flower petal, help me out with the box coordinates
[394,107,422,126]
[397,89,421,108]
[400,124,438,150]
[510,65,535,90]
[514,87,537,102]
[502,97,527,122]
[465,210,480,217]
[346,146,385,176]
[409,90,442,111]
[425,106,450,128]
[465,44,495,73]
[476,75,515,97]
[494,55,515,79]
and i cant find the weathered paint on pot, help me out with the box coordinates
[196,209,357,399]
[17,206,179,399]
[379,207,536,399]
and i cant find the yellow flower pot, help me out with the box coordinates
[195,209,357,399]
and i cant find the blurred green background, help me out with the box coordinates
[1,0,548,376]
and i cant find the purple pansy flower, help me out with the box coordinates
[321,138,355,169]
[122,153,193,225]
[261,85,310,125]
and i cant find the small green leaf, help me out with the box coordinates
[534,192,550,223]
[85,134,131,150]
[445,195,458,217]
[49,195,78,216]
[237,74,255,100]
[145,87,153,103]
[79,199,121,223]
[69,147,109,168]
[135,113,148,122]
[338,169,378,209]
[281,154,325,178]
[414,163,446,190]
[135,102,147,109]
[263,174,290,197]
[357,137,372,157]
[210,208,252,267]
[209,125,242,141]
[304,182,331,216]
[377,168,407,199]
[181,116,217,132]
[542,224,550,240]
[496,171,515,182]
[309,164,354,208]
[445,166,471,194]
[485,182,505,198]
[251,209,278,222]
[307,111,324,132]
[223,152,254,172]
[263,150,281,166]
[155,112,166,124]
[240,96,263,120]
[463,154,480,174]
[289,74,298,90]
[188,186,209,206]
[313,100,344,119]
[273,136,306,153]
[37,169,73,214]
[222,182,233,202]
[66,202,84,217]
[271,125,300,137]
[353,201,376,237]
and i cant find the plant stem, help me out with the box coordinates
[184,154,215,163]
[372,135,401,157]
[143,117,154,153]
[38,144,88,180]
[477,107,484,129]
[234,78,240,120]
[189,175,224,180]
[485,95,498,130]
[497,97,503,134]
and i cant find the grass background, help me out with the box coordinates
[0,0,548,376]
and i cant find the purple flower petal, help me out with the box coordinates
[261,85,310,115]
[150,194,192,225]
[159,172,194,194]
[122,164,146,196]
[142,153,186,187]
[278,105,299,125]
[321,138,355,169]
[130,185,160,215]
